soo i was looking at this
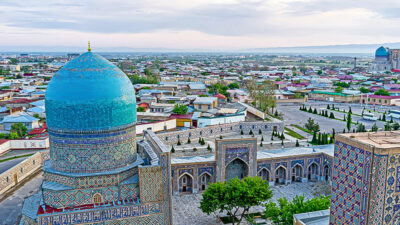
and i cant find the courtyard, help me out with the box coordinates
[173,182,327,225]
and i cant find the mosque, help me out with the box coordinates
[20,46,173,225]
[370,46,400,72]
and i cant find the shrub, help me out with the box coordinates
[171,145,175,153]
[177,139,181,146]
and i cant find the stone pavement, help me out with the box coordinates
[172,182,318,225]
[0,172,43,225]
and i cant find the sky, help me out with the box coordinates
[0,0,400,51]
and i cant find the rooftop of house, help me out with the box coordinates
[193,97,218,105]
[338,131,400,150]
[363,95,400,99]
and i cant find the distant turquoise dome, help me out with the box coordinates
[45,51,136,131]
[376,46,389,57]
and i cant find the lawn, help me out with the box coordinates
[284,127,305,139]
[0,153,34,163]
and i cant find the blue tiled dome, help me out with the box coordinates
[45,51,136,131]
[376,46,389,57]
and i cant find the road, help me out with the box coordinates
[277,101,391,134]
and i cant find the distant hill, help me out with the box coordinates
[247,42,400,55]
[1,42,400,56]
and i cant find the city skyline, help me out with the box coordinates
[1,0,400,51]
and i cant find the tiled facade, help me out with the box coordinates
[171,139,333,194]
[20,51,173,225]
[330,132,400,225]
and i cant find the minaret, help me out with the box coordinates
[354,57,357,69]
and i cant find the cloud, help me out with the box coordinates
[0,0,400,49]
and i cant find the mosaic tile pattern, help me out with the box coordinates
[139,166,163,203]
[45,52,137,131]
[383,154,400,224]
[330,141,369,225]
[368,154,388,225]
[37,202,163,225]
[49,124,137,173]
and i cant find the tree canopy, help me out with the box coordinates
[228,82,240,89]
[305,118,320,133]
[200,177,273,225]
[173,104,188,114]
[359,87,370,93]
[374,88,390,96]
[264,195,330,225]
[10,123,27,138]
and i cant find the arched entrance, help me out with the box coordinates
[225,158,248,181]
[93,193,102,204]
[275,166,286,185]
[199,173,212,191]
[324,165,330,181]
[258,168,270,182]
[308,163,319,181]
[292,164,303,182]
[179,173,193,193]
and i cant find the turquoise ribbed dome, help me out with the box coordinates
[45,51,136,131]
[376,46,389,57]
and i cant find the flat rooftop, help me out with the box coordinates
[171,145,333,165]
[338,131,400,149]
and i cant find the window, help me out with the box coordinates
[6,177,8,182]
[20,168,23,173]
[220,128,223,132]
[210,130,213,134]
[230,126,233,130]
[177,135,180,139]
[189,133,191,137]
[183,177,186,183]
[93,193,102,204]
[252,125,255,129]
[240,125,242,129]
[265,125,267,129]
[208,105,211,109]
[33,160,35,165]
[165,137,168,141]
[200,131,203,135]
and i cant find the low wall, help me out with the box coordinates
[238,102,265,119]
[9,138,49,149]
[157,121,284,146]
[276,97,308,103]
[0,150,49,195]
[136,119,177,135]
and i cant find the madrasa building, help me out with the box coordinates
[20,48,173,225]
[370,46,400,73]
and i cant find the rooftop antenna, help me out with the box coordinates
[88,41,91,52]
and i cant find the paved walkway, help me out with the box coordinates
[0,173,43,225]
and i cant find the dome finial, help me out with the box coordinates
[88,41,91,52]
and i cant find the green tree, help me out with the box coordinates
[356,123,366,132]
[171,145,175,153]
[228,82,240,89]
[329,112,335,119]
[346,111,352,132]
[359,87,369,93]
[173,104,188,114]
[9,132,19,139]
[264,195,330,225]
[392,122,400,130]
[200,177,273,225]
[137,107,146,112]
[294,92,302,99]
[10,123,27,138]
[374,88,390,96]
[334,86,343,93]
[296,139,300,147]
[372,123,379,132]
[305,118,320,133]
[385,122,392,131]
